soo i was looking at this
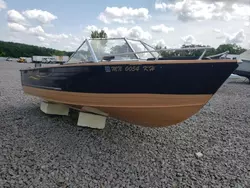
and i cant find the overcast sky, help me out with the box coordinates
[0,0,249,51]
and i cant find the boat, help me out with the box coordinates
[20,38,239,127]
[233,49,250,81]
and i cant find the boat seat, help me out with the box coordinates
[102,56,115,61]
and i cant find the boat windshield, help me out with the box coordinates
[66,38,159,63]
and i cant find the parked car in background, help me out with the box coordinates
[17,57,27,63]
[6,57,13,61]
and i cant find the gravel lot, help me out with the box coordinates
[0,61,250,188]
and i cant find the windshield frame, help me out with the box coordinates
[66,38,159,64]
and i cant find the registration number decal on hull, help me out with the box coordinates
[104,65,155,72]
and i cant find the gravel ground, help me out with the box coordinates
[0,61,250,188]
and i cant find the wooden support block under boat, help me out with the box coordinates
[40,101,69,116]
[77,112,107,129]
[23,86,213,127]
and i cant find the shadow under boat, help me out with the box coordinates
[20,38,239,127]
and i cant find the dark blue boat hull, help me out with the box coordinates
[20,61,238,95]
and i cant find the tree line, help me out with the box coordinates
[0,41,74,58]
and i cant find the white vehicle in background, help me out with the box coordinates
[42,57,56,64]
[6,57,14,61]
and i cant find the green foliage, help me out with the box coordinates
[110,43,136,59]
[0,51,6,57]
[90,30,108,59]
[0,40,72,58]
[216,43,246,54]
[110,44,132,54]
[90,30,107,39]
[159,43,247,58]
